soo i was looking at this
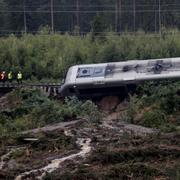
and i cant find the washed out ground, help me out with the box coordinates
[0,87,180,179]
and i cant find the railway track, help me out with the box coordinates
[0,82,62,96]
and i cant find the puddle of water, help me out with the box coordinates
[15,130,91,180]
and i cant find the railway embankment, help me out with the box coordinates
[0,84,180,179]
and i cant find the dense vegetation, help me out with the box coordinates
[0,30,179,136]
[0,88,100,146]
[0,86,179,179]
[1,1,180,178]
[0,31,179,175]
[126,80,180,132]
[1,29,180,80]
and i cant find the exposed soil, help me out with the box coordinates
[0,96,180,179]
[50,116,180,180]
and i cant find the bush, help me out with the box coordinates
[1,30,180,80]
[0,89,102,144]
[80,100,101,123]
[64,97,101,123]
[159,123,177,133]
[141,110,166,128]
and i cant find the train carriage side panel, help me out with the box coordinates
[60,57,180,97]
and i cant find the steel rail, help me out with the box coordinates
[0,82,62,88]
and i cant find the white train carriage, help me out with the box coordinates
[60,57,180,97]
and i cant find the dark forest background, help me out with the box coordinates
[1,0,180,80]
[0,0,180,35]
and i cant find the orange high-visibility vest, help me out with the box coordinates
[0,73,5,80]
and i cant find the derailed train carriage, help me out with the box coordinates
[60,57,180,97]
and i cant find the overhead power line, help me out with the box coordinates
[1,9,180,13]
[2,4,180,8]
[1,2,180,36]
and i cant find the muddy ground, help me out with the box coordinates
[0,110,180,180]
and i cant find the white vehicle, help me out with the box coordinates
[60,57,180,97]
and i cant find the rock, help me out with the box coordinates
[8,159,19,170]
[123,124,160,136]
[105,112,121,121]
[99,96,120,112]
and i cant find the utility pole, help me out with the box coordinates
[115,0,121,32]
[115,0,118,32]
[133,0,136,32]
[76,0,80,28]
[50,0,54,33]
[154,0,157,32]
[119,0,121,32]
[158,0,161,34]
[23,0,27,34]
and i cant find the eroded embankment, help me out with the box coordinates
[12,121,91,180]
[1,108,179,179]
[15,135,91,179]
[1,111,161,179]
[54,113,180,180]
[0,120,89,179]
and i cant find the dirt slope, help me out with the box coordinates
[0,95,180,179]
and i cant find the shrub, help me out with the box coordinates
[0,89,102,143]
[1,30,180,80]
[159,123,177,133]
[80,100,101,123]
[141,110,166,128]
[64,97,101,123]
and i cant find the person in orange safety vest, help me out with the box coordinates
[0,71,6,84]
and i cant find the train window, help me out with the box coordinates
[77,67,93,78]
[77,66,105,78]
[93,67,105,77]
[94,68,103,74]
